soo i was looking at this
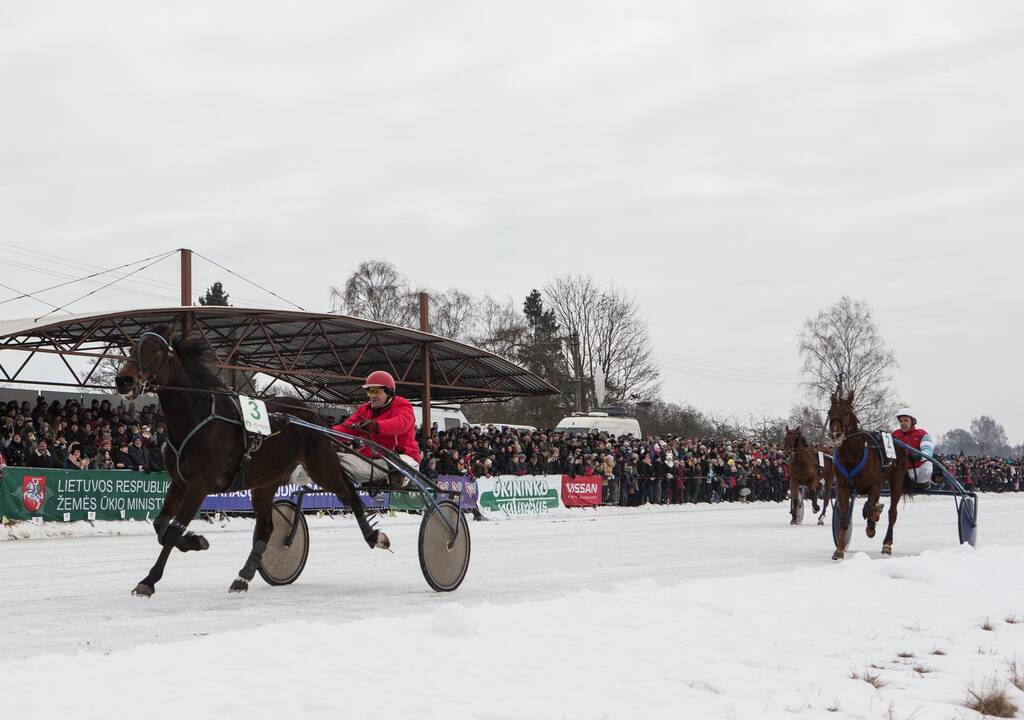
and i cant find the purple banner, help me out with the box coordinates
[435,475,478,511]
[200,483,390,513]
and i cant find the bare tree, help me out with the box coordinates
[936,428,981,456]
[543,274,660,408]
[429,289,477,341]
[467,295,526,360]
[330,260,418,326]
[85,349,130,389]
[787,403,827,443]
[798,296,899,430]
[970,415,1010,456]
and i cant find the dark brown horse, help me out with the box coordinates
[782,426,833,526]
[115,331,390,597]
[826,391,911,560]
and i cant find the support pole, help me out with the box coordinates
[419,292,431,441]
[180,248,192,307]
[180,248,193,336]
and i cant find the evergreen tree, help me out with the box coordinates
[198,282,230,306]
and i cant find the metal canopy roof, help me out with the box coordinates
[0,307,558,403]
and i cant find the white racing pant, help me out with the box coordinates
[337,451,418,487]
[907,461,934,486]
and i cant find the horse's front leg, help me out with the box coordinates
[863,484,884,540]
[789,477,800,525]
[133,482,210,597]
[153,477,210,553]
[832,486,850,561]
[230,485,277,593]
[810,478,821,515]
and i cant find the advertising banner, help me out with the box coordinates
[561,474,602,507]
[200,483,390,513]
[475,474,562,519]
[0,467,172,522]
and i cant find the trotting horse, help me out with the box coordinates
[782,426,833,526]
[826,391,911,560]
[115,331,390,597]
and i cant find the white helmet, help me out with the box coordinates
[895,408,916,424]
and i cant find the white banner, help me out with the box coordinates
[474,475,564,520]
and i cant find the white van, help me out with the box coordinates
[411,404,471,432]
[555,411,642,437]
[471,422,538,433]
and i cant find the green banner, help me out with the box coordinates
[388,491,426,512]
[0,466,172,522]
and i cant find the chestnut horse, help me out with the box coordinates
[826,391,911,560]
[782,426,833,526]
[115,331,390,597]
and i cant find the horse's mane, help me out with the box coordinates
[171,336,226,390]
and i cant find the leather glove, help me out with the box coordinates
[352,417,379,434]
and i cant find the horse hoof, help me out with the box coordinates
[882,544,892,556]
[374,530,391,550]
[132,583,155,598]
[832,550,844,561]
[817,518,825,526]
[866,525,876,538]
[229,577,249,593]
[178,533,210,552]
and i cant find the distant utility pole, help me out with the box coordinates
[570,331,583,413]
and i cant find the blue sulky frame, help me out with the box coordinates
[831,437,979,549]
[275,413,463,539]
[254,412,472,593]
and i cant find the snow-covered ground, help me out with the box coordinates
[2,495,1022,719]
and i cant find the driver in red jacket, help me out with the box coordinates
[332,370,421,489]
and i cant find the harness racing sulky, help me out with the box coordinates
[825,392,978,560]
[114,330,470,597]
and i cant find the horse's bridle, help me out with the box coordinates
[131,332,173,394]
[782,435,815,465]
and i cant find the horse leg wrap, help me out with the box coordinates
[230,540,267,593]
[241,540,268,581]
[158,519,187,549]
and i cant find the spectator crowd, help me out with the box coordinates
[1,396,166,473]
[418,425,1021,504]
[1,395,1020,503]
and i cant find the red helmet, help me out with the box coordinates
[362,370,396,391]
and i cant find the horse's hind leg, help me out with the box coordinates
[882,482,901,556]
[810,478,821,515]
[230,484,277,593]
[133,483,210,597]
[305,442,389,550]
[818,475,832,526]
[863,484,884,539]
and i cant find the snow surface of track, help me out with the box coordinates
[2,495,1022,719]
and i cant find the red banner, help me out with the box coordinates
[561,474,602,507]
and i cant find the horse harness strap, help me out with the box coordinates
[832,446,869,485]
[163,394,266,493]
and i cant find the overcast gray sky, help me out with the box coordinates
[2,1,1022,442]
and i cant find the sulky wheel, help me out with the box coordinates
[957,496,978,547]
[258,499,310,586]
[418,500,471,592]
